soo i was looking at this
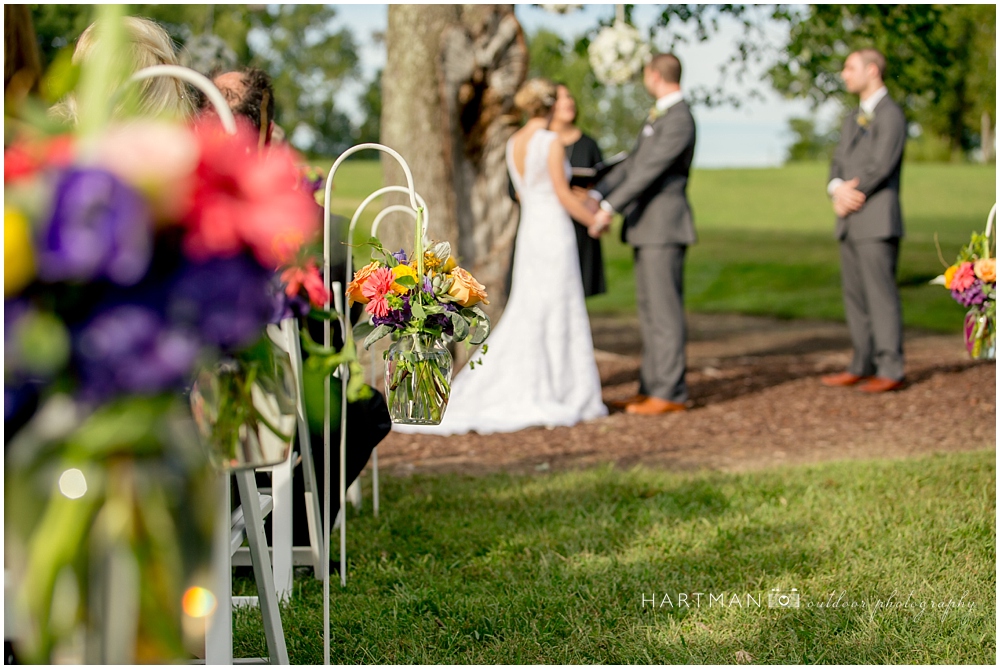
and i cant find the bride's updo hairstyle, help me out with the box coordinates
[514,78,558,119]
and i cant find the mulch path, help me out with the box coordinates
[374,313,996,477]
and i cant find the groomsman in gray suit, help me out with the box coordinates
[821,48,907,393]
[591,53,697,414]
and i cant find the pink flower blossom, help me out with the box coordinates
[280,261,330,308]
[182,121,320,268]
[362,267,395,301]
[951,262,976,292]
[362,267,395,318]
[366,295,390,318]
[94,121,199,222]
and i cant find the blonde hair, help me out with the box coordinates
[51,16,192,123]
[514,78,557,119]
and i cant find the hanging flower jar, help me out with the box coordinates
[384,333,454,424]
[348,208,492,425]
[935,204,996,361]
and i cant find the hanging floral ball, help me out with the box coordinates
[588,20,652,86]
[540,4,582,14]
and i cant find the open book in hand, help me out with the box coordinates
[570,151,628,187]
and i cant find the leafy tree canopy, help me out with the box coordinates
[769,4,996,156]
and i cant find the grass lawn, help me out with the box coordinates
[321,160,995,333]
[233,450,995,663]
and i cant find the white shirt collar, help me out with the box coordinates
[655,90,685,113]
[860,86,888,115]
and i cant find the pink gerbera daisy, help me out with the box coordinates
[952,262,976,292]
[362,267,395,318]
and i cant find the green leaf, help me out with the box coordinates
[450,312,470,341]
[411,302,426,319]
[467,305,492,345]
[353,320,376,341]
[394,275,417,288]
[364,324,394,349]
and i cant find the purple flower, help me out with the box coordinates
[953,278,987,307]
[75,305,199,401]
[36,167,153,286]
[169,254,276,351]
[372,295,411,329]
[392,249,408,264]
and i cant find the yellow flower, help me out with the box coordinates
[974,258,996,283]
[4,205,35,297]
[391,263,418,294]
[347,261,380,305]
[447,267,489,307]
[943,264,959,289]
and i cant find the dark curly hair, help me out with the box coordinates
[202,66,275,133]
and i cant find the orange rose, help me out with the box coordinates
[447,267,489,307]
[347,261,380,305]
[974,258,996,283]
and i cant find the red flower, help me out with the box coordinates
[182,121,320,268]
[4,135,74,183]
[280,261,330,308]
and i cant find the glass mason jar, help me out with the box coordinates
[964,309,996,360]
[189,337,298,470]
[384,333,453,425]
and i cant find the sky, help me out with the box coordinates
[325,3,842,168]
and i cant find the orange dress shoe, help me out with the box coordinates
[624,397,687,415]
[820,372,869,387]
[608,394,647,409]
[857,377,904,393]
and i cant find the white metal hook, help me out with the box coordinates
[319,143,422,666]
[371,204,420,238]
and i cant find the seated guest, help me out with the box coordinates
[50,16,193,123]
[197,65,278,146]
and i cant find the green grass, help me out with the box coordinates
[586,162,996,331]
[233,450,995,663]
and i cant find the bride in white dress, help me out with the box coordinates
[394,78,608,436]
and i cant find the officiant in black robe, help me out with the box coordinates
[506,84,607,298]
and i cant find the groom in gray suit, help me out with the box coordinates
[591,53,696,414]
[821,48,906,393]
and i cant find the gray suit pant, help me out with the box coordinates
[634,244,688,403]
[839,237,904,380]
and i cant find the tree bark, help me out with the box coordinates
[381,4,527,325]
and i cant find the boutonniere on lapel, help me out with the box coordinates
[856,109,874,129]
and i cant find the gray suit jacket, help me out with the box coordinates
[829,95,906,241]
[596,100,697,247]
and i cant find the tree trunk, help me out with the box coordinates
[4,4,42,104]
[381,4,528,328]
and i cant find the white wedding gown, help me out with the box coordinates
[393,129,607,435]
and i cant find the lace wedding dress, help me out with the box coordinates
[393,129,607,435]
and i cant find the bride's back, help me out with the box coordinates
[507,122,561,201]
